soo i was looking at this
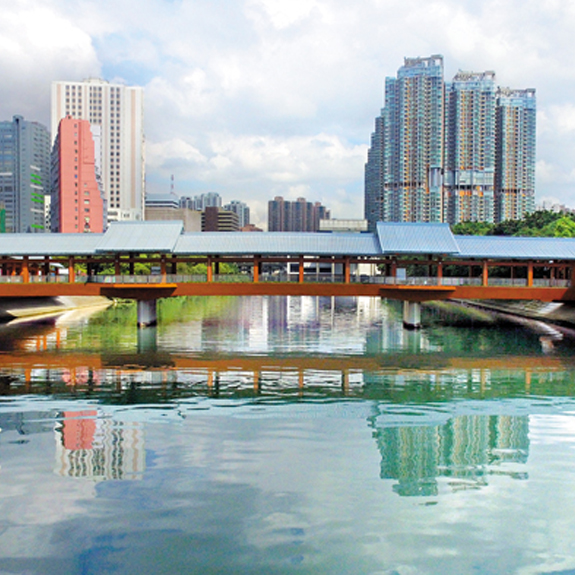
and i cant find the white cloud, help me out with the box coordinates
[3,0,575,214]
[0,1,100,126]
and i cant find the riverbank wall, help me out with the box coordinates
[454,300,575,328]
[0,296,111,322]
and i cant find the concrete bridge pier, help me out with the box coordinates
[137,299,157,328]
[403,301,421,330]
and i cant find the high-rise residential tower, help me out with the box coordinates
[444,71,496,224]
[365,55,445,229]
[51,116,106,233]
[494,88,536,221]
[0,116,50,233]
[268,196,330,232]
[51,78,144,223]
[223,200,250,228]
[365,57,536,226]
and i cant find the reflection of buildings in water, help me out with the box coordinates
[54,410,145,481]
[372,414,529,496]
[380,316,440,355]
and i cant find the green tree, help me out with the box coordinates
[541,216,575,238]
[451,221,493,236]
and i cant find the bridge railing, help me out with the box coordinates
[2,273,572,289]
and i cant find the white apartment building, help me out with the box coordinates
[51,78,145,223]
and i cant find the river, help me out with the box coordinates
[1,296,575,575]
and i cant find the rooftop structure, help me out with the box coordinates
[2,221,575,261]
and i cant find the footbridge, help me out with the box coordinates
[2,221,575,328]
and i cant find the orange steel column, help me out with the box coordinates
[482,261,489,286]
[207,256,213,282]
[253,255,259,283]
[22,256,30,283]
[527,261,534,287]
[344,256,350,284]
[299,256,304,283]
[68,256,75,283]
[160,255,167,282]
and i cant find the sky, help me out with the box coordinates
[1,0,575,228]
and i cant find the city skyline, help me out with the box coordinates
[1,0,574,228]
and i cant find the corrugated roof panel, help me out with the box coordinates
[174,232,382,256]
[0,233,103,256]
[455,235,575,260]
[95,221,183,253]
[377,222,460,254]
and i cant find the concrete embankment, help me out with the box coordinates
[441,299,575,329]
[464,300,575,326]
[0,296,111,323]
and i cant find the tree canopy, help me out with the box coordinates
[450,210,575,238]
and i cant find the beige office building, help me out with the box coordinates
[51,78,145,223]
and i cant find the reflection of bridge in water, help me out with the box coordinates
[2,347,575,398]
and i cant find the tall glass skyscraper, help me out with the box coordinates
[0,116,50,233]
[365,56,536,229]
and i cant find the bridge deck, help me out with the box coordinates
[0,278,573,302]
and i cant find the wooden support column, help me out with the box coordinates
[207,256,213,282]
[527,261,534,287]
[68,256,75,283]
[115,254,121,276]
[298,255,304,283]
[437,260,443,285]
[391,258,397,283]
[171,255,177,275]
[344,256,350,284]
[482,260,489,287]
[571,264,575,287]
[22,256,30,283]
[43,256,50,277]
[129,252,135,275]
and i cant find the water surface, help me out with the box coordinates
[1,296,575,574]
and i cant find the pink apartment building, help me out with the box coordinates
[51,116,105,233]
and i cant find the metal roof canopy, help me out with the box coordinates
[454,235,575,260]
[0,233,104,256]
[174,232,382,256]
[95,221,184,253]
[376,222,460,255]
[2,221,575,262]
